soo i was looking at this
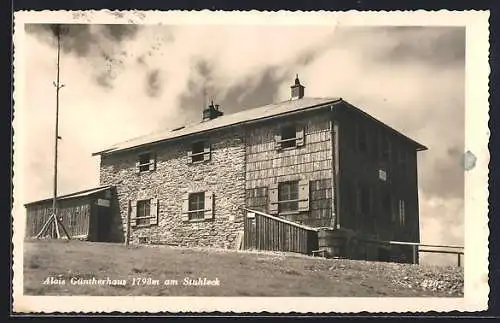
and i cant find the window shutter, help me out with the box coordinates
[203,146,211,162]
[204,191,214,220]
[187,151,193,164]
[298,180,310,212]
[296,127,305,147]
[181,194,189,222]
[149,154,156,171]
[130,200,137,227]
[268,183,279,214]
[274,134,282,151]
[150,198,158,225]
[135,161,141,173]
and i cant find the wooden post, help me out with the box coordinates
[457,253,461,267]
[125,205,131,247]
[412,244,417,264]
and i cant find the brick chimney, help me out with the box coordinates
[290,74,305,100]
[202,100,224,122]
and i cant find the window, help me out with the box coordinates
[191,142,205,162]
[181,191,214,222]
[274,124,305,150]
[269,180,310,214]
[136,199,151,225]
[136,152,156,173]
[188,192,205,220]
[281,125,297,148]
[188,141,211,163]
[130,198,159,227]
[398,199,406,227]
[278,181,299,213]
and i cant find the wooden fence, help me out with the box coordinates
[242,208,318,255]
[364,239,465,267]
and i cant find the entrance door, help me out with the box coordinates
[96,205,112,242]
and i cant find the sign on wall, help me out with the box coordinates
[378,169,387,182]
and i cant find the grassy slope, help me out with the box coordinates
[23,240,463,297]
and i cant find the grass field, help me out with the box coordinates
[23,240,463,297]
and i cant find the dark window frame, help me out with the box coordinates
[137,151,155,173]
[136,199,151,226]
[278,180,299,213]
[188,192,205,220]
[280,125,297,149]
[191,141,206,163]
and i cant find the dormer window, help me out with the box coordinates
[274,124,305,150]
[136,152,156,173]
[188,141,211,163]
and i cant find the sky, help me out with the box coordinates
[19,24,465,265]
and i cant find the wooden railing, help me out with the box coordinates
[364,239,465,267]
[241,208,319,255]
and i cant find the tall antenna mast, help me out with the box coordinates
[36,24,71,240]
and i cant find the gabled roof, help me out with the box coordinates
[92,96,427,156]
[92,97,342,155]
[24,185,114,207]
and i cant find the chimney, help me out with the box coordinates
[202,100,224,122]
[290,74,305,100]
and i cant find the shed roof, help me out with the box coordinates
[24,185,114,207]
[92,96,427,156]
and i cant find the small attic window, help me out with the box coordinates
[274,124,305,150]
[188,141,211,164]
[281,125,297,148]
[139,153,151,172]
[136,151,156,173]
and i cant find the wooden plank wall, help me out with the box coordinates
[243,212,318,254]
[336,106,421,244]
[25,200,91,239]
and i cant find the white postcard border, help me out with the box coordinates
[12,9,490,313]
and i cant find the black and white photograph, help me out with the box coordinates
[12,10,489,313]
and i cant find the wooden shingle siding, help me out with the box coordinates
[244,113,334,228]
[246,187,268,212]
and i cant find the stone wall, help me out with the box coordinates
[99,127,246,248]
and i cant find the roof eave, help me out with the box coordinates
[92,98,343,157]
[342,101,428,152]
[24,185,114,207]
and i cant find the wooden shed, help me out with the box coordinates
[24,185,115,241]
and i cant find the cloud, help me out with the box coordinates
[145,69,163,98]
[19,25,465,264]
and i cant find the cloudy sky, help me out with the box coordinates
[19,24,465,264]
